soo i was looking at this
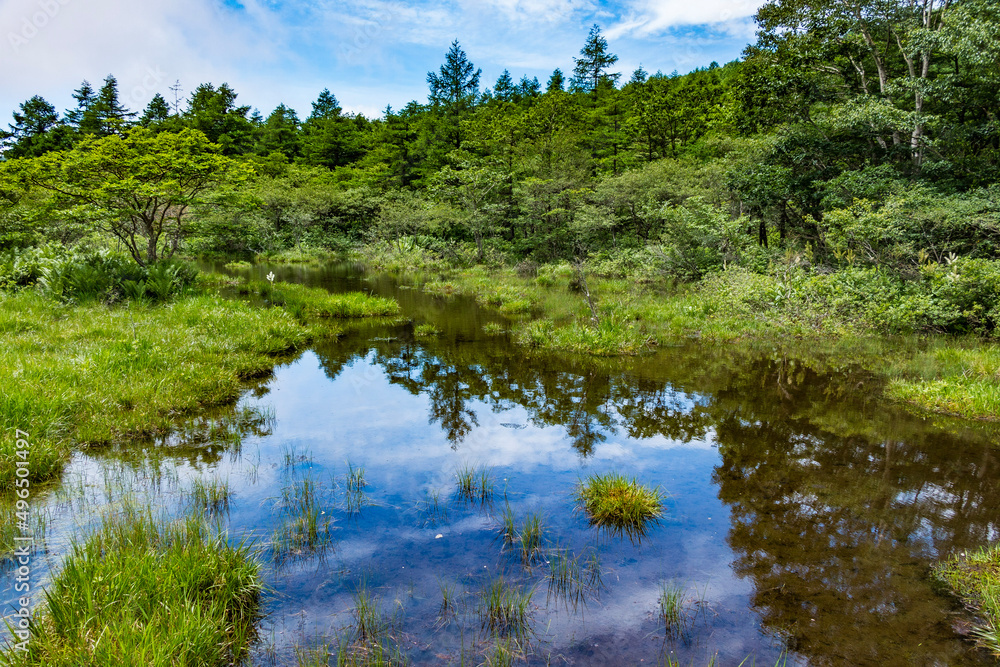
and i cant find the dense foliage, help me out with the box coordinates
[3,4,1000,335]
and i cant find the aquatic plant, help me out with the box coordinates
[518,513,545,565]
[2,505,262,666]
[479,576,534,640]
[414,323,440,337]
[189,477,232,514]
[574,472,665,542]
[482,322,506,335]
[272,474,333,561]
[658,582,687,633]
[456,464,494,502]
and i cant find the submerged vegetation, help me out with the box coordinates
[2,506,262,667]
[574,472,665,542]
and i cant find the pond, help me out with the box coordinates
[4,262,1000,666]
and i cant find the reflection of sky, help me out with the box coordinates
[229,349,768,663]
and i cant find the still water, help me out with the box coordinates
[5,263,1000,665]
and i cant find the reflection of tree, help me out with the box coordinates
[710,362,1000,665]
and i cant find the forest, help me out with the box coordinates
[1,1,998,342]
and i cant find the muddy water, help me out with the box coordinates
[5,262,1000,666]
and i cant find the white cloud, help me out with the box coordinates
[607,0,765,39]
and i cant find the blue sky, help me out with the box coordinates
[1,0,766,122]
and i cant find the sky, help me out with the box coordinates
[0,0,767,122]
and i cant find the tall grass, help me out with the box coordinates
[574,472,665,542]
[658,582,687,634]
[0,505,262,666]
[0,289,314,490]
[518,513,545,565]
[188,477,232,514]
[241,279,399,319]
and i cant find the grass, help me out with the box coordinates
[456,464,494,502]
[574,472,665,542]
[272,474,333,562]
[518,513,545,565]
[0,289,315,490]
[332,586,408,666]
[934,544,1000,656]
[189,477,232,514]
[0,505,262,666]
[413,323,440,337]
[478,576,534,640]
[482,322,507,335]
[241,279,400,319]
[223,260,253,271]
[658,582,687,634]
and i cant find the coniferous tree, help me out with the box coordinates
[427,40,482,106]
[183,83,254,154]
[90,75,136,135]
[64,80,95,130]
[547,69,565,93]
[257,104,301,158]
[518,76,541,99]
[1,96,72,158]
[571,25,619,92]
[300,89,365,168]
[140,94,171,127]
[494,70,516,102]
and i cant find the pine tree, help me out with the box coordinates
[140,94,171,128]
[518,76,541,99]
[571,25,619,93]
[257,104,301,158]
[494,70,516,102]
[65,80,95,129]
[309,89,342,120]
[427,40,482,106]
[629,65,648,85]
[547,69,565,93]
[91,75,136,135]
[2,96,71,157]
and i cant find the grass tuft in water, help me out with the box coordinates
[456,464,494,503]
[0,504,261,666]
[934,544,1000,656]
[574,472,665,542]
[189,477,231,514]
[478,576,534,640]
[518,513,545,565]
[658,582,687,633]
[272,474,333,562]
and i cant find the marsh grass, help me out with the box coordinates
[574,472,665,542]
[518,513,545,565]
[545,549,603,612]
[0,289,315,490]
[456,464,494,503]
[329,586,408,666]
[498,504,517,546]
[658,582,688,634]
[413,323,440,337]
[272,474,333,562]
[242,279,399,319]
[418,490,448,527]
[189,477,232,514]
[478,576,534,640]
[0,505,262,666]
[934,544,1000,655]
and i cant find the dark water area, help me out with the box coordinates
[5,262,1000,666]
